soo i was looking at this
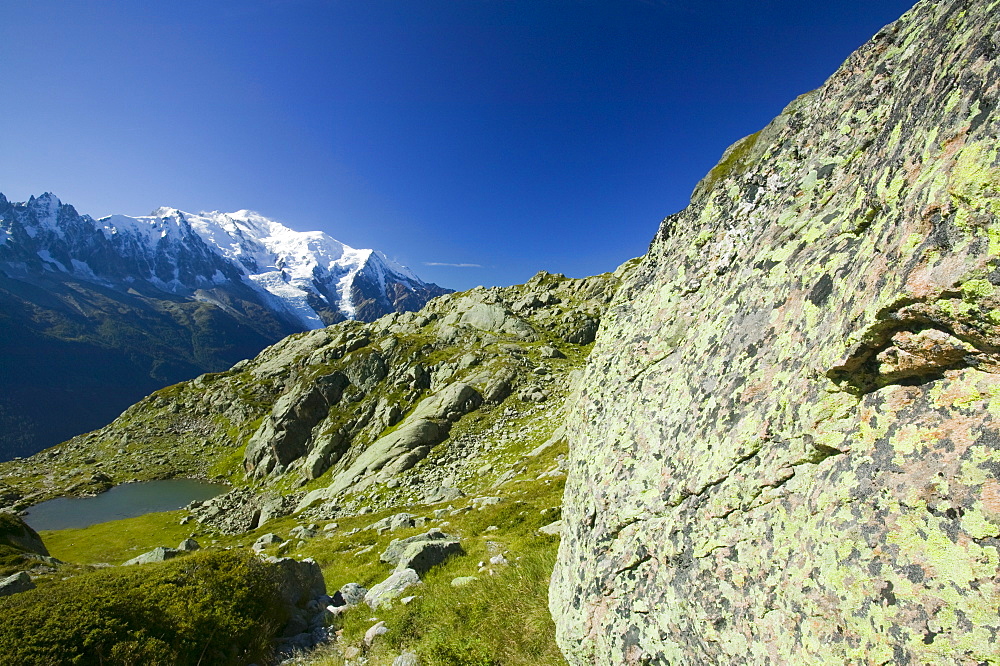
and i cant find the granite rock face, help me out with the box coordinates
[552,0,1000,663]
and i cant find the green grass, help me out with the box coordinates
[331,544,565,666]
[39,510,197,565]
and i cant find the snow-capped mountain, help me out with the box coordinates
[0,192,450,461]
[0,192,449,329]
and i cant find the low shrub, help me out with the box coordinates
[0,550,288,666]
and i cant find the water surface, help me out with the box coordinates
[23,478,229,531]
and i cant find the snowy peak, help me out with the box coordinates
[0,193,451,329]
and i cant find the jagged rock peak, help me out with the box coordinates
[0,194,450,327]
[553,0,1000,663]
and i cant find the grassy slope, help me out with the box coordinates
[2,267,635,664]
[34,385,572,665]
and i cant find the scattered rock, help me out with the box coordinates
[381,528,451,566]
[423,486,465,504]
[538,345,565,359]
[472,496,502,509]
[332,582,368,609]
[122,546,180,566]
[253,533,284,551]
[368,512,416,533]
[190,487,261,535]
[177,538,200,552]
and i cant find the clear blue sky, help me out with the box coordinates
[1,0,917,291]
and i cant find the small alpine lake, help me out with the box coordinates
[22,478,229,531]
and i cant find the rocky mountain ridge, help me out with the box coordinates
[0,193,449,460]
[0,264,631,525]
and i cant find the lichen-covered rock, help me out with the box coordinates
[552,1,1000,663]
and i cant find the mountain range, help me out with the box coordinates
[0,193,449,460]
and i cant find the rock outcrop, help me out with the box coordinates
[553,0,1000,663]
[0,512,47,557]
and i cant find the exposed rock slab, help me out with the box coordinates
[552,1,1000,663]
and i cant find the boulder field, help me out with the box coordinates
[552,0,1000,663]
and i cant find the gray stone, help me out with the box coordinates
[335,582,368,607]
[423,485,465,504]
[177,538,200,551]
[253,533,284,550]
[365,568,421,609]
[123,546,180,566]
[0,571,34,597]
[257,493,299,526]
[263,556,327,609]
[450,576,478,587]
[368,512,416,533]
[408,382,483,422]
[539,345,565,359]
[472,496,502,509]
[459,303,537,340]
[243,372,350,477]
[527,425,565,457]
[396,539,463,576]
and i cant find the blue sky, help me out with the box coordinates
[1,0,917,291]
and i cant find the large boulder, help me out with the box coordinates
[552,1,1000,664]
[380,528,452,566]
[395,539,463,576]
[264,556,327,608]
